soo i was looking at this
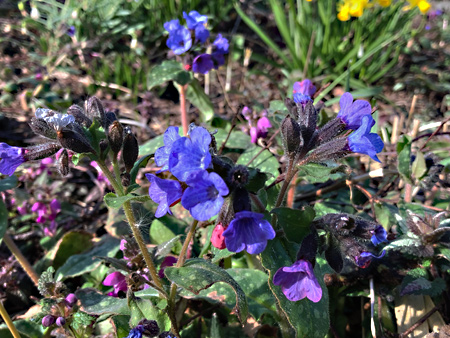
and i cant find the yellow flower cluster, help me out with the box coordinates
[336,0,431,21]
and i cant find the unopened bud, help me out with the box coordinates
[42,315,56,327]
[23,143,61,161]
[67,104,92,127]
[138,319,160,337]
[229,165,249,189]
[122,127,138,173]
[281,115,302,156]
[57,129,95,154]
[232,188,251,214]
[65,293,77,307]
[108,121,124,154]
[29,118,57,140]
[99,139,109,155]
[85,97,106,126]
[317,117,346,145]
[56,317,66,327]
[57,149,70,176]
[211,223,227,249]
[121,173,130,187]
[306,137,349,163]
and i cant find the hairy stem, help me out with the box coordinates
[0,301,21,338]
[168,220,199,337]
[272,161,299,228]
[3,234,39,286]
[180,84,188,136]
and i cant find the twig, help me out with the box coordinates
[246,130,280,166]
[218,107,243,155]
[412,132,450,143]
[399,305,440,337]
[420,115,450,151]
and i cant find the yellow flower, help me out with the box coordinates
[404,0,431,14]
[337,3,351,21]
[337,0,369,20]
[377,0,391,7]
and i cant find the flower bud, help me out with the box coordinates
[317,117,346,145]
[305,137,349,163]
[65,293,77,307]
[29,118,57,140]
[67,104,92,127]
[281,115,302,156]
[85,97,106,126]
[121,173,131,187]
[138,319,160,337]
[232,188,251,214]
[122,127,138,173]
[211,223,227,249]
[56,317,66,327]
[42,315,56,327]
[57,149,70,176]
[229,165,249,189]
[108,121,124,154]
[99,139,109,156]
[23,143,61,161]
[57,129,95,154]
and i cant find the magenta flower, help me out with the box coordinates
[32,202,47,223]
[158,256,177,278]
[273,259,322,303]
[211,223,227,250]
[103,271,127,297]
[250,116,272,144]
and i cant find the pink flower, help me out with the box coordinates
[211,223,227,249]
[103,271,127,297]
[158,256,177,278]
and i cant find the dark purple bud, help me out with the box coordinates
[42,315,56,327]
[305,137,349,163]
[298,100,318,143]
[108,121,124,154]
[57,149,70,176]
[99,139,109,155]
[229,165,249,189]
[122,127,138,173]
[281,115,302,156]
[121,173,130,187]
[232,187,251,214]
[67,104,92,127]
[138,319,160,337]
[65,293,77,307]
[29,118,57,140]
[57,129,95,154]
[56,317,66,327]
[317,117,346,145]
[85,97,106,126]
[23,143,61,161]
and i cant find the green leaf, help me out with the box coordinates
[0,200,7,244]
[397,137,412,182]
[0,175,18,192]
[271,207,315,243]
[51,231,94,270]
[104,192,150,209]
[0,320,44,338]
[149,219,182,253]
[297,163,348,183]
[111,315,131,338]
[236,146,280,185]
[71,311,95,330]
[77,288,130,315]
[147,60,191,89]
[213,129,252,150]
[185,79,214,122]
[260,239,330,337]
[128,294,171,331]
[211,246,235,263]
[245,168,268,193]
[412,151,427,179]
[139,134,164,155]
[55,236,121,281]
[165,258,249,323]
[130,154,153,186]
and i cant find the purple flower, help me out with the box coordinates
[222,211,275,254]
[348,115,384,162]
[337,92,374,130]
[0,143,26,176]
[32,202,47,223]
[65,293,77,308]
[56,317,66,327]
[155,127,181,172]
[293,79,316,105]
[145,174,183,218]
[103,271,127,297]
[183,11,208,30]
[168,127,212,181]
[42,315,56,327]
[250,117,272,143]
[158,256,177,278]
[166,25,192,55]
[164,19,181,33]
[213,34,229,54]
[371,225,388,246]
[67,26,75,37]
[242,107,252,120]
[192,54,214,74]
[273,259,322,302]
[194,25,210,44]
[182,170,229,221]
[355,251,385,268]
[49,199,61,220]
[127,327,144,338]
[212,52,225,68]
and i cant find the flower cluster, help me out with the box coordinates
[292,79,316,106]
[164,11,229,74]
[31,199,61,237]
[41,293,78,328]
[242,107,272,144]
[125,319,161,338]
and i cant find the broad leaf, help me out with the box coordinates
[271,206,315,243]
[237,146,279,185]
[297,163,348,183]
[147,60,191,89]
[77,288,129,316]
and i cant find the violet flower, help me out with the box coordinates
[145,173,183,218]
[192,54,214,74]
[67,25,75,37]
[371,225,388,246]
[158,256,177,278]
[103,271,127,297]
[337,92,374,130]
[293,79,316,105]
[0,143,26,176]
[273,259,322,303]
[348,115,384,162]
[154,126,181,173]
[183,11,209,43]
[165,22,192,55]
[181,170,229,221]
[222,211,275,254]
[355,251,386,268]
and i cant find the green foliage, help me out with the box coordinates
[0,176,18,192]
[104,192,150,209]
[271,206,315,243]
[185,79,215,122]
[147,60,192,89]
[397,136,412,182]
[165,258,249,323]
[0,320,44,338]
[37,267,56,297]
[236,146,280,185]
[71,311,95,330]
[297,163,348,183]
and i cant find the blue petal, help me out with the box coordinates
[195,25,210,44]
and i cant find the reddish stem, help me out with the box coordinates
[180,84,188,136]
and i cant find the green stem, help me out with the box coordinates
[271,162,299,228]
[112,157,122,185]
[0,301,21,338]
[96,160,123,196]
[168,220,199,337]
[3,234,39,286]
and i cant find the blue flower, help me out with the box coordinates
[355,251,385,268]
[337,92,374,130]
[212,52,225,68]
[146,174,183,218]
[164,19,181,33]
[126,327,143,338]
[0,143,26,176]
[168,126,212,181]
[293,79,316,105]
[213,34,229,54]
[223,211,275,254]
[181,170,229,221]
[273,259,322,302]
[183,11,208,30]
[371,225,388,246]
[155,127,181,172]
[194,25,210,44]
[67,26,75,37]
[348,115,384,162]
[166,26,192,55]
[192,54,214,74]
